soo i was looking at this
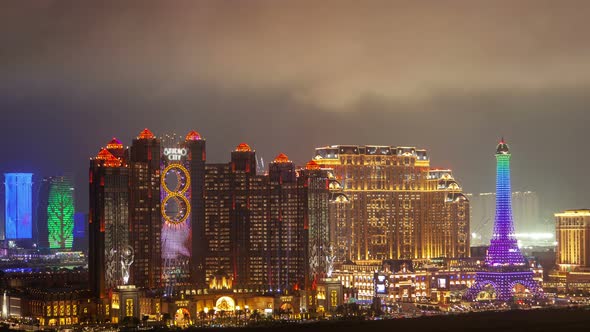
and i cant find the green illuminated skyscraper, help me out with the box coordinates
[46,176,75,249]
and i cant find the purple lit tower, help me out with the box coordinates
[465,139,543,302]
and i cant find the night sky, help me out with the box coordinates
[1,1,589,219]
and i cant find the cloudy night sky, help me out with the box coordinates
[1,0,589,219]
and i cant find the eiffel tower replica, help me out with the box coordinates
[465,139,543,302]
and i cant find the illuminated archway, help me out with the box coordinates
[215,296,235,312]
[476,284,497,301]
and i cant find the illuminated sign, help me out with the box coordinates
[161,164,191,225]
[111,293,120,309]
[163,148,188,161]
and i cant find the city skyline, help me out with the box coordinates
[0,131,572,226]
[2,1,590,329]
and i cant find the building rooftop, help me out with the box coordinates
[106,137,123,150]
[235,142,252,152]
[137,128,155,140]
[305,160,321,170]
[555,209,590,217]
[185,130,202,141]
[273,153,290,163]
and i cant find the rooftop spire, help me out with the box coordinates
[496,137,510,155]
[137,128,155,140]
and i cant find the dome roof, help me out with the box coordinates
[138,128,155,140]
[305,160,320,170]
[235,143,252,152]
[273,153,290,163]
[106,137,123,150]
[496,138,510,154]
[185,130,202,141]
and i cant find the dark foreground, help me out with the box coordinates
[188,307,590,332]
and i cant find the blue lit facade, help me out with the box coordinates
[4,173,33,239]
[72,212,88,252]
[73,212,86,240]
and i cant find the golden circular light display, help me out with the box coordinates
[161,164,191,195]
[161,194,191,225]
[161,163,191,225]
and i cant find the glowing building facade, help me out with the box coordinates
[89,146,129,298]
[203,147,317,293]
[313,145,469,262]
[160,132,195,293]
[555,209,590,271]
[89,130,205,299]
[47,176,75,249]
[204,143,265,288]
[184,131,207,286]
[545,209,590,294]
[465,139,543,302]
[72,212,88,252]
[301,161,349,285]
[4,173,33,240]
[129,132,162,290]
[267,154,307,292]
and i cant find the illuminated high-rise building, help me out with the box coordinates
[128,131,162,289]
[44,176,75,249]
[157,130,206,294]
[184,131,207,285]
[4,173,33,241]
[33,175,75,249]
[301,160,349,285]
[204,143,264,288]
[160,133,193,293]
[465,139,543,302]
[203,147,318,293]
[267,154,307,292]
[555,209,590,271]
[89,143,129,298]
[313,145,469,261]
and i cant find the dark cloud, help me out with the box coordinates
[0,0,589,219]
